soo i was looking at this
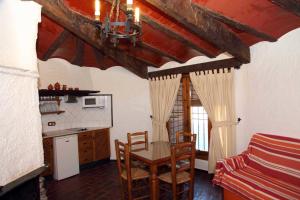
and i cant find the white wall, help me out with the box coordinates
[0,0,43,186]
[38,59,153,159]
[89,67,153,159]
[0,0,41,71]
[235,28,300,153]
[39,59,93,89]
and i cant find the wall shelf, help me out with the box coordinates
[41,111,65,115]
[39,89,100,97]
[39,96,61,106]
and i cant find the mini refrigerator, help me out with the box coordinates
[53,134,80,180]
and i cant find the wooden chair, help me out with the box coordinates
[127,131,148,152]
[158,142,196,200]
[176,132,196,144]
[127,131,149,169]
[175,132,196,169]
[115,140,150,200]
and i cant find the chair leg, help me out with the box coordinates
[119,179,125,200]
[128,181,133,200]
[172,182,177,200]
[157,179,160,200]
[188,181,194,200]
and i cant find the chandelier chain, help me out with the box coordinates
[109,0,120,22]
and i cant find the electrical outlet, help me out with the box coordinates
[48,121,56,126]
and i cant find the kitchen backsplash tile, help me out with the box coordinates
[41,96,112,132]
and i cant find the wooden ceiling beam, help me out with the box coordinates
[26,0,151,78]
[72,37,84,66]
[93,47,132,70]
[192,4,277,42]
[143,0,250,63]
[270,0,300,17]
[148,58,241,78]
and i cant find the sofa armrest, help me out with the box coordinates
[213,152,249,185]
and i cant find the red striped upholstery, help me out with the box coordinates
[213,133,300,200]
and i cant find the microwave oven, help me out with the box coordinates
[82,96,106,108]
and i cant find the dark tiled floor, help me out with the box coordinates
[45,161,222,200]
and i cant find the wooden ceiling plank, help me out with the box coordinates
[93,47,113,69]
[143,0,250,63]
[148,58,241,78]
[27,0,151,78]
[270,0,300,17]
[42,30,70,60]
[140,16,216,58]
[192,4,277,42]
[140,42,182,63]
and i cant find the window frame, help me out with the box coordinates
[191,110,211,160]
[177,74,212,160]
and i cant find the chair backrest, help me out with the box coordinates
[248,133,300,186]
[115,140,132,181]
[171,141,196,184]
[176,132,197,144]
[127,131,148,152]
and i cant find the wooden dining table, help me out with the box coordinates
[130,141,171,200]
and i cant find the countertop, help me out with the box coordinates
[42,126,110,138]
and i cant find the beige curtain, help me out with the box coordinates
[149,74,181,142]
[190,68,236,173]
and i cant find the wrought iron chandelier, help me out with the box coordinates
[94,0,141,47]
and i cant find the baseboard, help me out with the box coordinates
[79,158,111,170]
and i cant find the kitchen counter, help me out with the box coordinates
[42,127,111,177]
[42,126,111,138]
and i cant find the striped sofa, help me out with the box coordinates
[213,133,300,200]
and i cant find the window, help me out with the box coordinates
[191,106,209,152]
[167,83,184,143]
[168,75,211,160]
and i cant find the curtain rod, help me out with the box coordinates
[148,58,242,78]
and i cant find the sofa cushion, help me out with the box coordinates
[221,166,300,200]
[248,133,300,186]
[213,133,300,200]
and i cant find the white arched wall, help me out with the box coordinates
[235,28,300,153]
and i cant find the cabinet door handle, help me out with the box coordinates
[65,140,69,142]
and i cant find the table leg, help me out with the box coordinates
[150,164,158,200]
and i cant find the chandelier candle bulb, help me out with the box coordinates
[135,7,140,23]
[95,0,101,20]
[127,0,133,11]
